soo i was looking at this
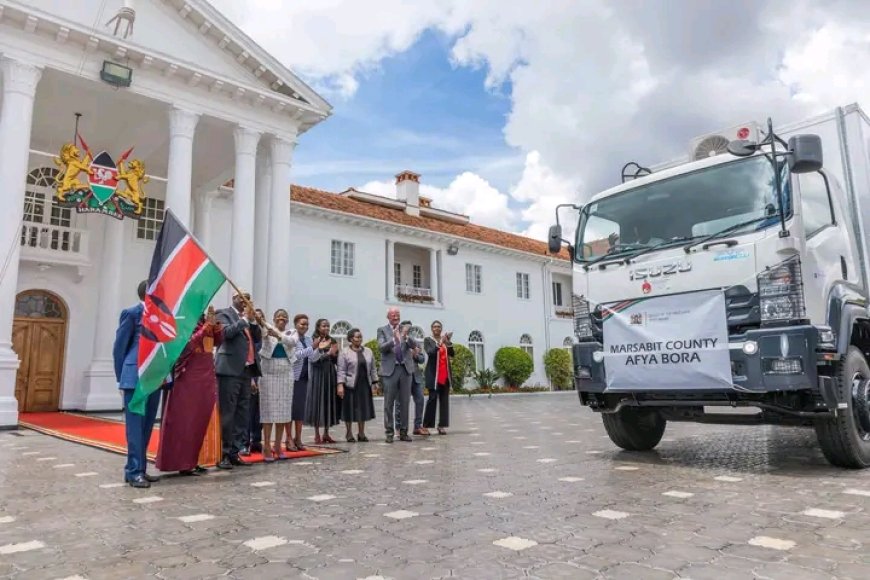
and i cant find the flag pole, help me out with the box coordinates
[162,208,263,316]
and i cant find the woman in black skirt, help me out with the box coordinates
[336,328,378,442]
[303,318,340,444]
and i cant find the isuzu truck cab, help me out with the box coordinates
[548,104,870,468]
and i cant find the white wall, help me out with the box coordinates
[284,212,575,385]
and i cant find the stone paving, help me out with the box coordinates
[1,392,869,579]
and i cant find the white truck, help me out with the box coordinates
[548,104,870,468]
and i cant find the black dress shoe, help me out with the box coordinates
[128,475,150,489]
[143,473,160,483]
[385,434,394,444]
[250,443,263,453]
[239,447,252,457]
[229,456,253,467]
[217,457,234,470]
[193,465,208,474]
[399,433,413,442]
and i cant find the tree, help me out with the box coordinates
[494,346,534,388]
[544,348,573,391]
[472,368,500,398]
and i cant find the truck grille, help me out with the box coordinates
[589,285,760,341]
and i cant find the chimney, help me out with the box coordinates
[396,170,421,216]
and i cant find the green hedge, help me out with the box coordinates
[543,348,573,390]
[493,346,534,388]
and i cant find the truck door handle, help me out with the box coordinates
[702,239,739,251]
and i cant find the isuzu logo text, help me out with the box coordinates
[629,261,692,281]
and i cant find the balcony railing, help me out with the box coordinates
[395,285,434,303]
[20,223,90,267]
[554,306,574,319]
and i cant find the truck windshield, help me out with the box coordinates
[575,156,790,261]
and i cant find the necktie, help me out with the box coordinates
[244,326,254,365]
[393,327,404,364]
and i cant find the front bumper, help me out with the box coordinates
[573,324,835,396]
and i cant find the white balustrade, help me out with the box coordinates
[19,223,90,265]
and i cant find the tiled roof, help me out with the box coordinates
[290,185,571,261]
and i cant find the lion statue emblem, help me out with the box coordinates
[117,158,149,214]
[54,143,92,201]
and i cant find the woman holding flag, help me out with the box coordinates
[155,307,223,475]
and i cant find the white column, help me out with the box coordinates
[165,107,200,227]
[81,219,128,409]
[266,135,296,314]
[230,126,261,293]
[0,57,42,427]
[253,147,272,307]
[194,190,217,250]
[429,247,438,304]
[386,240,395,302]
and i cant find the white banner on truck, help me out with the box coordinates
[602,289,732,391]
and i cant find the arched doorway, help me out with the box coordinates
[12,290,68,413]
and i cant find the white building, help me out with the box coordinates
[209,172,575,385]
[0,0,573,428]
[0,0,330,427]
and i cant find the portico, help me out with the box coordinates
[0,0,330,427]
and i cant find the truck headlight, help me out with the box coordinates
[758,256,806,325]
[572,293,594,341]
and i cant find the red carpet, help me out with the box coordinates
[18,412,342,465]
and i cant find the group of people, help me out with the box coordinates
[113,282,454,488]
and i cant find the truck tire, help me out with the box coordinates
[602,407,666,451]
[814,346,870,469]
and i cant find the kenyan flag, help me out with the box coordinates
[128,210,226,415]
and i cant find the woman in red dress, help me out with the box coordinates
[156,307,223,475]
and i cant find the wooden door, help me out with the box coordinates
[11,321,31,413]
[12,290,67,413]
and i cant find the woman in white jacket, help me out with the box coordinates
[258,309,297,461]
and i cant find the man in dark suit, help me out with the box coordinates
[240,308,265,457]
[215,292,261,469]
[377,308,418,443]
[113,280,161,489]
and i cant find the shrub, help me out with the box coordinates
[493,346,534,388]
[544,348,573,391]
[447,343,474,390]
[364,339,381,373]
[472,368,500,398]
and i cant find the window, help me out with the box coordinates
[552,282,564,307]
[519,334,534,361]
[330,240,355,276]
[136,197,165,241]
[563,337,574,349]
[516,273,530,299]
[468,330,485,371]
[14,290,66,319]
[330,320,352,349]
[21,167,75,252]
[465,264,482,293]
[394,262,402,285]
[799,172,835,237]
[413,264,422,288]
[409,325,425,340]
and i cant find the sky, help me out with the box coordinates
[209,0,870,241]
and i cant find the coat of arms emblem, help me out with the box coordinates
[54,134,148,220]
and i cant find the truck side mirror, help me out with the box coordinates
[788,134,823,174]
[547,225,563,254]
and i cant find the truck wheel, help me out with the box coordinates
[601,407,666,451]
[814,346,870,469]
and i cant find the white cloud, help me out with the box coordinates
[360,170,514,231]
[213,0,870,241]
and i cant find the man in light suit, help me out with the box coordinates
[377,307,418,443]
[214,292,261,469]
[395,320,427,436]
[113,280,161,489]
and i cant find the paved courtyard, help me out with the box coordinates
[1,392,869,579]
